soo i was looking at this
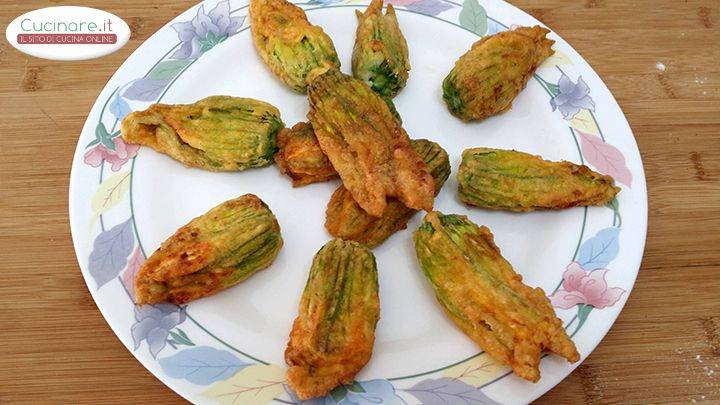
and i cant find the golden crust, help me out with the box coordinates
[274,122,338,186]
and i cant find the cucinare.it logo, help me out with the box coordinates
[6,6,130,61]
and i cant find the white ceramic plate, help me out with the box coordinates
[69,0,647,403]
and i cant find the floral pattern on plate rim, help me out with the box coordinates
[78,0,635,403]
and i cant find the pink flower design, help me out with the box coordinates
[550,262,625,309]
[84,137,139,171]
[122,246,145,301]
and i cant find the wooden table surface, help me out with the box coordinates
[1,0,718,403]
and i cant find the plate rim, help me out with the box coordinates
[68,0,649,403]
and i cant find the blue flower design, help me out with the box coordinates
[171,0,245,59]
[341,380,404,404]
[550,72,595,120]
[131,303,186,358]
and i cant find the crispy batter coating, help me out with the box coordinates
[135,194,283,305]
[458,147,620,211]
[250,0,340,92]
[285,239,379,400]
[414,212,579,382]
[308,69,435,217]
[274,122,338,186]
[352,0,410,97]
[443,26,554,121]
[121,96,283,171]
[326,139,450,247]
[382,96,403,123]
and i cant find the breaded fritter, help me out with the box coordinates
[135,194,283,305]
[308,69,435,217]
[352,0,410,97]
[414,212,579,382]
[457,147,620,211]
[250,0,340,92]
[325,139,450,247]
[443,26,554,121]
[285,239,380,400]
[274,122,338,187]
[121,96,283,171]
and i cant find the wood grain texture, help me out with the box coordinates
[0,0,718,403]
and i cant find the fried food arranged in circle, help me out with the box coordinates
[121,96,283,171]
[413,212,580,382]
[326,139,450,247]
[250,0,341,92]
[443,26,555,121]
[135,194,283,305]
[457,147,620,211]
[274,122,338,187]
[352,0,410,98]
[285,239,380,400]
[308,69,435,217]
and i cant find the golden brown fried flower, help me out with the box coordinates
[274,122,338,186]
[457,147,620,211]
[285,239,379,400]
[325,139,450,247]
[352,0,410,97]
[274,108,402,188]
[121,96,283,171]
[135,194,283,305]
[308,69,435,217]
[443,26,554,121]
[414,212,579,382]
[250,0,340,92]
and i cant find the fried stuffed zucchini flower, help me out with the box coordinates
[325,139,450,247]
[457,147,620,211]
[352,0,410,97]
[274,122,338,186]
[414,212,579,382]
[443,26,554,121]
[121,96,283,171]
[308,69,435,217]
[250,0,341,92]
[135,194,283,305]
[285,239,380,399]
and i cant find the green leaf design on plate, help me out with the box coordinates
[459,0,488,36]
[606,197,622,227]
[346,381,366,393]
[330,385,349,402]
[198,32,228,53]
[95,122,116,150]
[573,303,594,336]
[169,328,195,346]
[147,59,192,80]
[546,82,561,96]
